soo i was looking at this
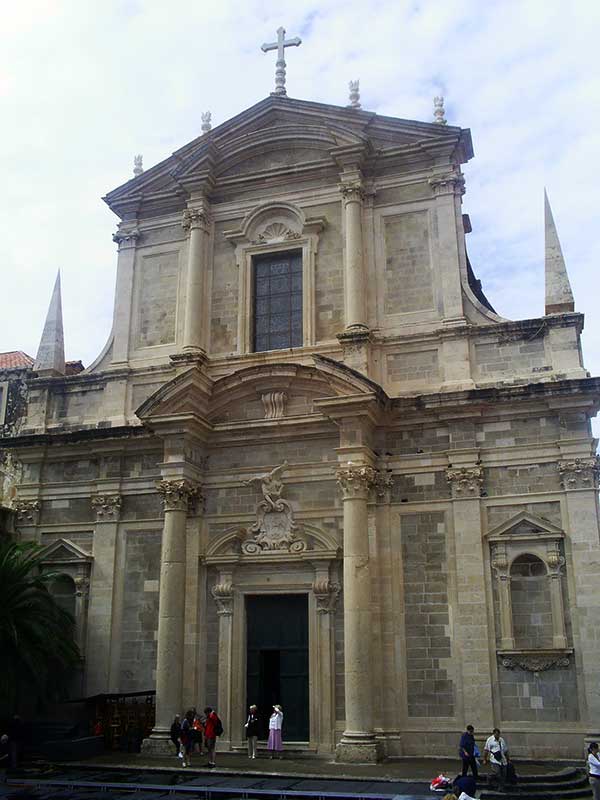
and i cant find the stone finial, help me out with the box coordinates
[544,190,574,314]
[433,95,447,125]
[201,111,212,134]
[34,271,66,377]
[348,80,361,109]
[133,154,143,177]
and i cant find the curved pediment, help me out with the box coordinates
[205,521,340,564]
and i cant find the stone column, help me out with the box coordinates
[212,570,234,750]
[547,553,568,649]
[335,463,381,763]
[340,181,367,331]
[143,478,197,753]
[182,203,211,357]
[85,494,122,695]
[111,226,140,366]
[557,455,600,725]
[446,462,495,729]
[312,564,340,754]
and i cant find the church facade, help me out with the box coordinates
[2,91,600,761]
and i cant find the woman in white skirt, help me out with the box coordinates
[267,704,283,759]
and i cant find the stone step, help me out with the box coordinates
[480,784,591,800]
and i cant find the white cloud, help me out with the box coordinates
[1,0,598,434]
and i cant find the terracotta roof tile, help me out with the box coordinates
[0,351,34,369]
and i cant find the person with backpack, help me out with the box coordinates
[203,706,222,767]
[484,728,510,790]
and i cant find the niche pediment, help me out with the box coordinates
[41,538,92,564]
[486,510,564,543]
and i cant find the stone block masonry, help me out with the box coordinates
[384,212,433,315]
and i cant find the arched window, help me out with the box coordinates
[509,554,553,649]
[49,574,76,619]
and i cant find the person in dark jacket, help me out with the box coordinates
[459,725,478,779]
[245,704,259,759]
[453,774,477,798]
[170,714,182,756]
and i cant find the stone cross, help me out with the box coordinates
[261,26,302,96]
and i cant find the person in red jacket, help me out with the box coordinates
[203,706,219,767]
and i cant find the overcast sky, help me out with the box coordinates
[1,0,598,434]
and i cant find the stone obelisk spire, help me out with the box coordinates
[544,190,574,315]
[34,271,66,376]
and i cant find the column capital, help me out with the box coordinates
[74,575,91,597]
[91,493,122,522]
[112,226,141,249]
[374,469,394,504]
[339,180,365,203]
[156,479,199,512]
[429,169,465,197]
[446,465,483,499]
[558,456,600,490]
[14,498,40,526]
[336,463,377,500]
[182,207,211,233]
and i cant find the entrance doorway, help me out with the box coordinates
[246,594,309,742]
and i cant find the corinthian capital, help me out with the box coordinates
[156,479,199,512]
[336,463,377,500]
[91,494,122,521]
[14,498,40,526]
[446,465,483,498]
[339,181,365,203]
[558,457,600,490]
[182,207,210,233]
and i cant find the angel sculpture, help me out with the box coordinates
[243,461,288,511]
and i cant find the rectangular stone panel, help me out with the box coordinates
[386,349,440,385]
[391,471,450,503]
[119,530,162,692]
[497,657,579,722]
[314,202,344,341]
[136,250,179,348]
[474,337,548,380]
[486,463,561,496]
[120,493,163,520]
[401,512,454,718]
[41,497,92,524]
[384,212,433,315]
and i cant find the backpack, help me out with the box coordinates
[214,715,224,737]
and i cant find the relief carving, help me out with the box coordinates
[91,494,122,521]
[446,465,484,498]
[14,498,40,526]
[261,391,288,419]
[312,577,340,614]
[255,222,301,243]
[336,463,377,500]
[242,462,306,554]
[501,653,571,672]
[211,579,233,616]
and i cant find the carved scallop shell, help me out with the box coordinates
[258,223,294,242]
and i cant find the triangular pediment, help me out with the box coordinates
[486,510,564,540]
[41,538,92,564]
[104,95,472,218]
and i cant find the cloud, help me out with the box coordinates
[0,0,598,434]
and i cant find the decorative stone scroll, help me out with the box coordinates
[14,498,40,526]
[261,391,287,419]
[558,457,600,490]
[91,494,122,521]
[313,577,340,614]
[336,464,377,500]
[446,465,483,498]
[242,462,306,554]
[500,652,571,672]
[156,479,199,512]
[211,579,233,616]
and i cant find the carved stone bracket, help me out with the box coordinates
[499,651,572,672]
[313,577,341,614]
[558,457,600,490]
[74,576,91,598]
[14,499,40,526]
[336,464,377,500]
[156,479,199,512]
[490,541,509,576]
[446,465,483,498]
[211,579,233,616]
[429,170,465,197]
[261,391,288,419]
[112,227,140,248]
[91,494,122,522]
[242,462,306,554]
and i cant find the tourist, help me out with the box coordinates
[180,710,194,767]
[170,714,182,756]
[459,724,478,779]
[267,705,283,759]
[588,742,600,800]
[203,706,219,767]
[453,774,477,799]
[245,704,259,759]
[192,713,204,754]
[484,728,510,789]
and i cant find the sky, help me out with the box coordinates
[1,0,599,435]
